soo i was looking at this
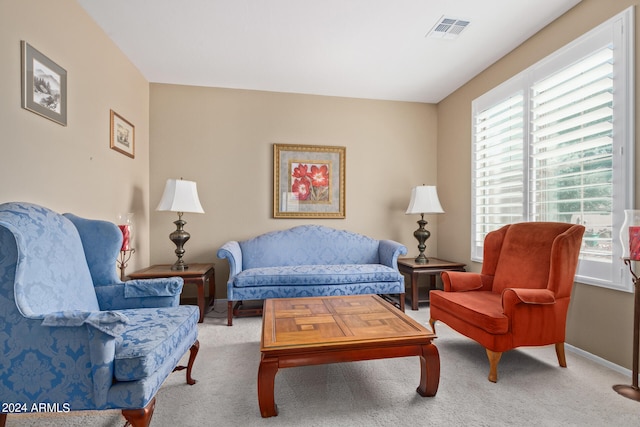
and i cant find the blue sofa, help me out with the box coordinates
[0,202,200,427]
[217,225,407,325]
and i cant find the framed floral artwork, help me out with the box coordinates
[21,41,67,126]
[110,110,135,158]
[273,143,346,218]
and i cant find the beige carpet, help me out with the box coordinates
[5,300,640,426]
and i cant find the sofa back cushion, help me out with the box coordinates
[0,202,100,318]
[240,225,380,269]
[492,222,574,294]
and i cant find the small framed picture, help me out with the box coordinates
[273,143,346,218]
[110,110,135,158]
[21,41,67,126]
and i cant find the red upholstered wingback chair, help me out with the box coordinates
[429,222,585,382]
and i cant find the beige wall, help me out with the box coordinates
[149,84,438,298]
[437,0,639,369]
[0,0,151,270]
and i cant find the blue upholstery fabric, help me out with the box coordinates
[218,225,407,304]
[114,306,198,381]
[233,264,401,287]
[0,202,199,416]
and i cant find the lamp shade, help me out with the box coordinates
[405,186,444,215]
[156,179,205,214]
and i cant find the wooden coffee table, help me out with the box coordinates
[258,294,440,418]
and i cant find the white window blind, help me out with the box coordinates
[471,7,634,291]
[472,93,524,259]
[530,47,613,264]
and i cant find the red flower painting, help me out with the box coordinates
[290,162,329,202]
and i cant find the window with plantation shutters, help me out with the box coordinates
[471,8,634,292]
[472,92,525,260]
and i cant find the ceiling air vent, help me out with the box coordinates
[427,16,470,40]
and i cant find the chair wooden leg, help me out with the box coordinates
[428,318,436,334]
[1,413,7,427]
[556,342,567,367]
[122,397,156,427]
[173,340,200,385]
[227,301,233,326]
[486,349,502,383]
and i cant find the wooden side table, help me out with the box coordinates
[128,263,215,323]
[397,258,466,311]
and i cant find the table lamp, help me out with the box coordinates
[156,178,204,270]
[405,185,444,264]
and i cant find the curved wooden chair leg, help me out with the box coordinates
[122,397,156,427]
[428,318,437,334]
[486,349,502,383]
[556,342,567,367]
[173,340,200,385]
[186,340,199,385]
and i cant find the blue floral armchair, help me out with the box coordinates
[0,202,200,426]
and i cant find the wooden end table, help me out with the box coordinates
[128,263,215,323]
[258,294,439,417]
[397,257,466,311]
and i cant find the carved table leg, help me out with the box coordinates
[257,356,279,417]
[417,342,440,397]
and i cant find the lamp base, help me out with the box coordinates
[613,384,640,402]
[171,261,189,271]
[414,254,429,264]
[413,214,431,265]
[169,213,191,271]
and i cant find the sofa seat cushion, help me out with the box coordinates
[113,305,199,381]
[233,264,401,288]
[429,290,509,335]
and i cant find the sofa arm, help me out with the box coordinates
[217,241,243,277]
[441,271,488,292]
[378,240,407,269]
[95,278,182,310]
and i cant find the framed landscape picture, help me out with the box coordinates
[110,110,135,158]
[273,143,345,218]
[21,41,67,126]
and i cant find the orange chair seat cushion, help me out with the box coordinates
[429,290,508,335]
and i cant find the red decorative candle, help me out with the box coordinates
[119,225,130,251]
[629,226,640,260]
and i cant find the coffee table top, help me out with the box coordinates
[261,294,435,355]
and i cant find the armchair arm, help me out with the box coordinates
[217,241,243,278]
[441,271,492,292]
[39,312,121,407]
[502,288,556,307]
[95,278,183,310]
[42,310,129,337]
[378,240,407,269]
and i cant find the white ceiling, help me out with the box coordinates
[77,0,582,103]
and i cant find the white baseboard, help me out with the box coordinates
[566,343,631,377]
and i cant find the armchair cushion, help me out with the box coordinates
[430,291,508,334]
[114,306,198,381]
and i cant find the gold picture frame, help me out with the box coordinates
[110,110,135,158]
[273,143,345,218]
